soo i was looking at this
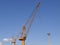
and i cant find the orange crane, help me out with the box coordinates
[18,2,40,45]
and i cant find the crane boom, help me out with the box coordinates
[26,2,40,35]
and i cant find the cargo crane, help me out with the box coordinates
[11,36,16,45]
[11,35,18,45]
[18,2,40,45]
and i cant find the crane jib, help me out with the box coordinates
[26,2,40,36]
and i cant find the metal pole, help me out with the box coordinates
[47,33,50,45]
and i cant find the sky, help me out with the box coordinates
[0,0,60,45]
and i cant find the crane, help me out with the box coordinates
[11,36,16,45]
[18,2,40,45]
[10,34,19,45]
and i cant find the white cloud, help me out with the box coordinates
[0,42,2,45]
[3,38,9,42]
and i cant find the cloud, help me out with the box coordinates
[0,42,2,45]
[3,38,9,42]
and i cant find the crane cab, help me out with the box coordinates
[19,36,26,41]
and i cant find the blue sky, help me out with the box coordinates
[0,0,60,45]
